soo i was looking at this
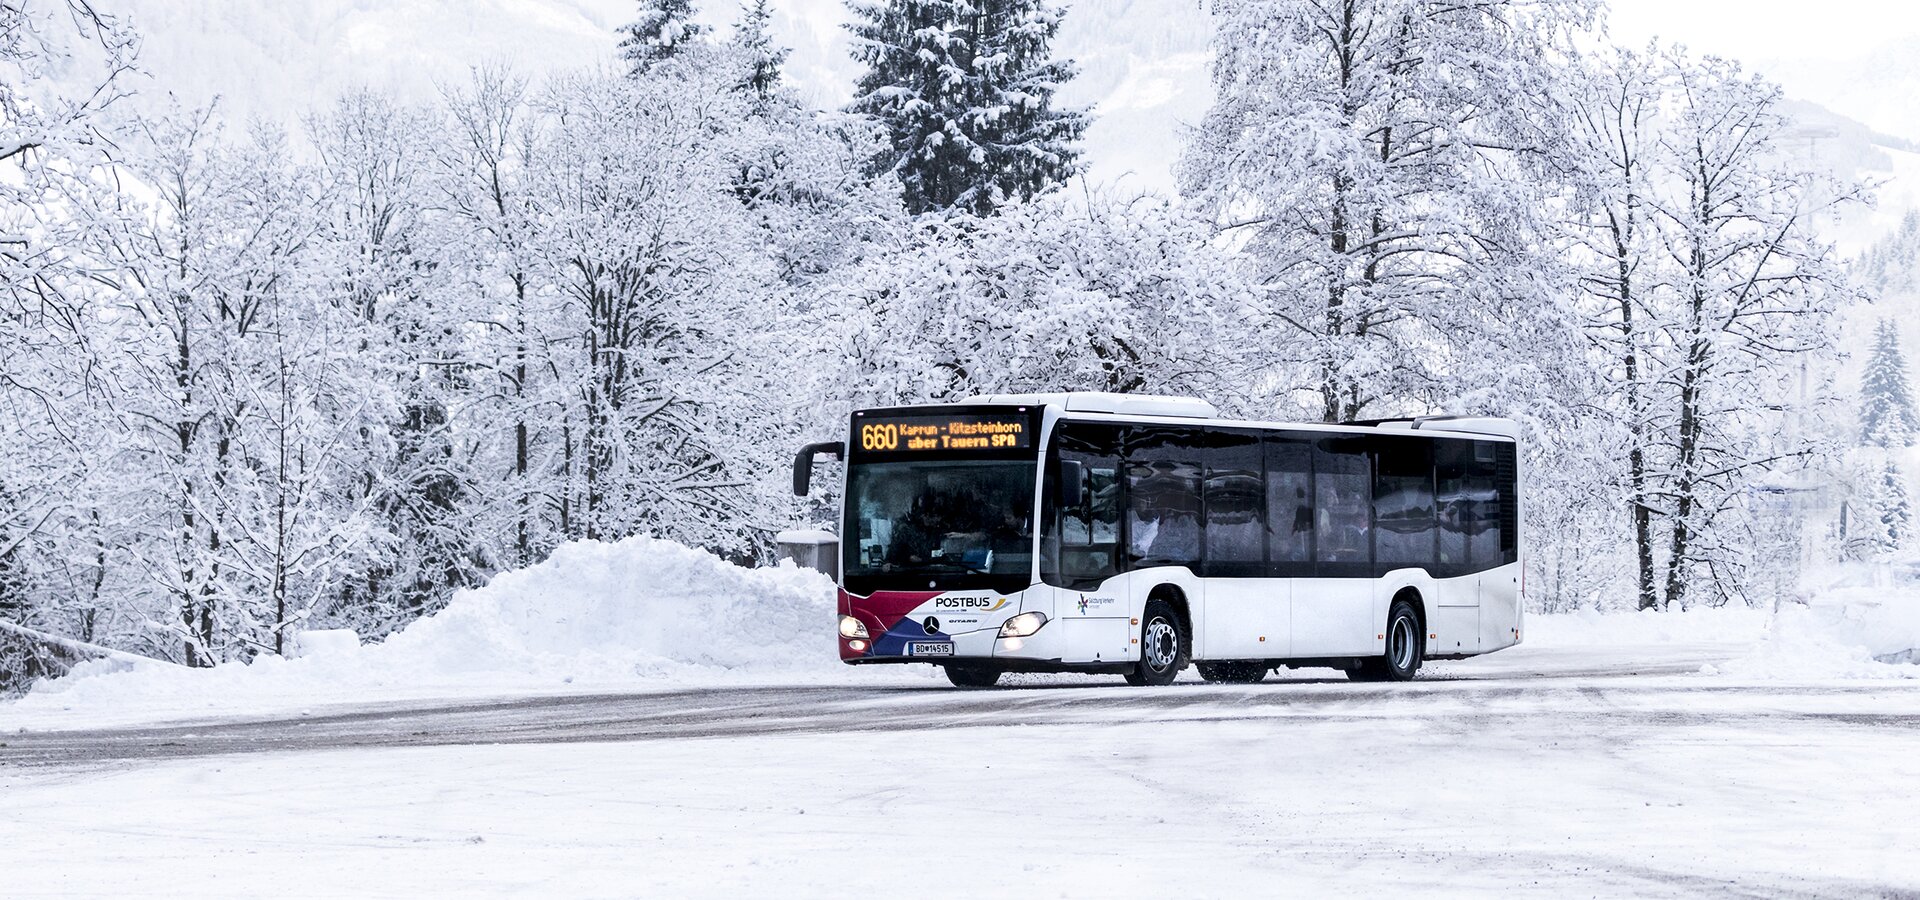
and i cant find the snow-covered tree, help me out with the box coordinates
[0,0,137,168]
[2,1,138,639]
[1856,209,1920,300]
[433,66,559,572]
[1181,0,1591,424]
[731,0,787,102]
[821,192,1246,408]
[305,89,485,631]
[1560,44,1665,610]
[1879,457,1912,554]
[1860,318,1917,448]
[847,0,1086,216]
[531,67,778,553]
[618,0,707,76]
[1647,53,1859,608]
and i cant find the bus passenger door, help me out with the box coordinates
[1122,426,1209,654]
[1290,436,1377,656]
[1199,429,1286,659]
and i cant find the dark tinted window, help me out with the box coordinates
[1373,436,1435,573]
[1434,439,1476,577]
[1472,440,1519,568]
[1126,426,1204,569]
[1041,422,1124,589]
[1266,436,1313,576]
[1203,429,1265,574]
[1430,437,1519,575]
[1314,437,1372,575]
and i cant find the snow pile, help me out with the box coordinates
[1722,573,1920,680]
[368,536,838,678]
[1525,604,1773,648]
[4,537,850,727]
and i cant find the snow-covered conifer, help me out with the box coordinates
[847,0,1086,216]
[618,0,708,76]
[731,0,788,101]
[1880,457,1912,555]
[1860,318,1918,448]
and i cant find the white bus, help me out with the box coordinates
[793,392,1523,688]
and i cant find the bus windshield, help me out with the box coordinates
[843,459,1037,592]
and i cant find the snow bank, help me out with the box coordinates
[1525,604,1773,648]
[1720,570,1920,681]
[1517,565,1920,681]
[3,537,877,728]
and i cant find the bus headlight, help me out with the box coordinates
[998,611,1048,638]
[838,615,869,640]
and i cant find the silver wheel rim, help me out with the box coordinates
[1391,614,1416,672]
[1145,618,1177,671]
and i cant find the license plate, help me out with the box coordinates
[908,642,954,657]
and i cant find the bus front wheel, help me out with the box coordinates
[944,665,1002,688]
[1348,598,1423,682]
[1124,600,1189,686]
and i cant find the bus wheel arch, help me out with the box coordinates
[1126,586,1191,686]
[1350,590,1424,683]
[1392,586,1427,650]
[1149,583,1194,653]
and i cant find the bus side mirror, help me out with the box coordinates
[793,441,845,496]
[1059,460,1085,507]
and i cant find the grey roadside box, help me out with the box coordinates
[776,529,839,580]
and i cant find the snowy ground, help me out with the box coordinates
[5,640,1920,897]
[5,540,1919,895]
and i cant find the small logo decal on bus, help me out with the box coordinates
[923,617,941,635]
[1077,596,1118,614]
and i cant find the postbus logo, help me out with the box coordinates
[934,596,1007,612]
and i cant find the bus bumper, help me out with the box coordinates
[837,587,1065,665]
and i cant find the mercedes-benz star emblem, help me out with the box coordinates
[923,616,940,635]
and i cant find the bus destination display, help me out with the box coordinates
[855,413,1031,455]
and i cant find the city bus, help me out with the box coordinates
[792,392,1523,688]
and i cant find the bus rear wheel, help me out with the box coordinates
[944,665,1002,688]
[1124,600,1189,686]
[1347,598,1423,682]
[1196,661,1268,684]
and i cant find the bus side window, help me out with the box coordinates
[1435,440,1475,577]
[1313,437,1372,574]
[1203,429,1265,576]
[1372,435,1436,574]
[1126,426,1203,569]
[1266,436,1313,576]
[1044,423,1124,588]
[1470,440,1519,567]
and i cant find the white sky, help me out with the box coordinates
[1605,0,1920,60]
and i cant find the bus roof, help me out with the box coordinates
[958,392,1519,442]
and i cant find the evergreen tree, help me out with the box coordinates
[619,0,708,75]
[1881,457,1912,554]
[847,0,1086,216]
[1861,318,1918,448]
[1857,210,1920,298]
[731,0,788,101]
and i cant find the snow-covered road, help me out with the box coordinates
[4,641,1920,897]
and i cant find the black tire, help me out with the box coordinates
[1196,661,1268,684]
[1346,598,1423,683]
[1124,599,1189,686]
[944,665,1002,688]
